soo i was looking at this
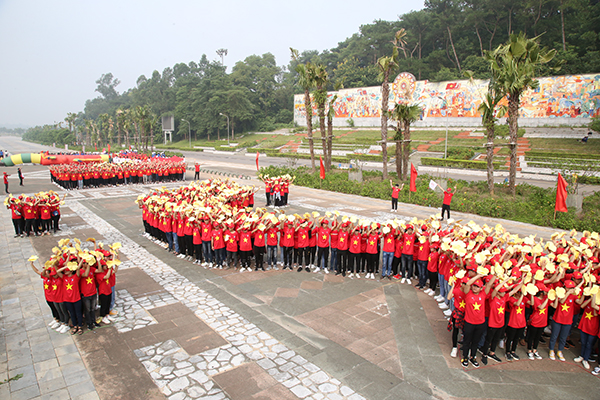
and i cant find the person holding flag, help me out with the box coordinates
[441,185,457,221]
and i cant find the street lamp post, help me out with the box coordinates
[219,113,230,145]
[181,119,191,148]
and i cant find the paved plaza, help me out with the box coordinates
[1,167,599,400]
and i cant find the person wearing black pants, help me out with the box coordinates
[526,288,550,360]
[461,274,496,368]
[480,278,512,364]
[504,290,526,361]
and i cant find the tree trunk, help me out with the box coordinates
[402,120,411,180]
[447,26,462,73]
[395,138,403,179]
[380,70,390,180]
[326,113,333,172]
[485,122,495,195]
[304,89,315,172]
[318,87,327,173]
[475,26,484,57]
[508,93,520,196]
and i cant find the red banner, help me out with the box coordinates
[555,173,568,212]
[410,163,418,192]
[319,156,325,180]
[256,151,259,171]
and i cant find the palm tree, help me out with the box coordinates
[389,103,422,180]
[64,112,77,143]
[291,48,316,172]
[311,64,329,171]
[486,33,557,195]
[477,87,506,195]
[116,109,126,148]
[377,32,401,180]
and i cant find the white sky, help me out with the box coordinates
[0,0,423,128]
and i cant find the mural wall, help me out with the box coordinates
[293,73,600,127]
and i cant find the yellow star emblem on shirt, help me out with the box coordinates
[539,308,546,314]
[86,277,93,285]
[339,237,345,242]
[405,240,412,246]
[353,240,358,245]
[105,279,110,285]
[459,300,465,309]
[561,304,570,312]
[204,228,208,232]
[270,234,276,238]
[215,236,220,240]
[52,284,57,291]
[66,283,73,291]
[419,245,423,251]
[322,235,327,240]
[243,238,248,242]
[369,241,375,245]
[516,307,523,314]
[498,306,505,314]
[287,234,292,239]
[585,311,593,320]
[473,302,481,311]
[44,283,49,290]
[229,239,234,243]
[387,238,392,243]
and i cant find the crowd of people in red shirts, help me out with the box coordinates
[137,177,600,376]
[29,238,121,335]
[259,174,294,208]
[49,159,186,190]
[5,191,63,237]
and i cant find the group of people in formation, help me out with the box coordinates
[5,191,63,237]
[138,177,600,375]
[49,158,186,190]
[259,174,295,208]
[29,238,122,335]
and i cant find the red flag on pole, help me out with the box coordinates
[108,144,111,153]
[319,156,326,179]
[256,151,259,171]
[555,173,568,213]
[409,163,418,192]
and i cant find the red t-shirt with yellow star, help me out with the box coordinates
[488,294,507,328]
[401,233,416,256]
[452,286,466,313]
[529,295,548,328]
[317,227,331,248]
[464,290,487,325]
[62,275,81,302]
[553,294,577,325]
[42,275,54,302]
[349,233,362,254]
[366,233,380,254]
[297,227,309,248]
[239,231,253,251]
[507,296,526,329]
[281,226,295,248]
[266,228,279,247]
[79,267,97,297]
[578,304,599,336]
[225,230,239,252]
[95,270,113,295]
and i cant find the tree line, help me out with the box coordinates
[21,0,598,150]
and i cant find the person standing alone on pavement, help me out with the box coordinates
[389,181,404,213]
[441,185,457,221]
[18,168,24,186]
[3,172,9,194]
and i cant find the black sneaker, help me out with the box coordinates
[297,267,303,272]
[488,353,502,363]
[305,267,310,272]
[511,352,520,361]
[342,271,346,277]
[481,355,488,365]
[470,357,480,368]
[461,358,468,367]
[506,353,513,361]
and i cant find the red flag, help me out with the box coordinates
[319,156,325,180]
[94,144,97,151]
[256,151,259,171]
[108,144,111,153]
[555,173,568,212]
[410,163,418,192]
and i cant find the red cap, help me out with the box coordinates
[535,282,549,292]
[473,279,484,287]
[573,271,583,279]
[565,280,576,289]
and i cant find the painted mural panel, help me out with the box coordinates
[293,73,600,123]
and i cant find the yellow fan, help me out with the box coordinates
[67,261,78,271]
[548,289,556,301]
[555,287,566,299]
[312,211,320,218]
[477,266,490,276]
[111,243,122,250]
[28,255,38,262]
[525,283,538,295]
[534,270,545,281]
[325,211,332,218]
[382,226,390,234]
[455,270,466,279]
[494,264,504,276]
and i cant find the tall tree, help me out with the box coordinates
[389,103,422,180]
[95,73,121,100]
[486,33,558,195]
[291,48,316,172]
[311,64,330,171]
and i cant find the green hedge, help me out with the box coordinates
[527,161,600,171]
[421,157,503,170]
[525,151,600,160]
[217,146,240,152]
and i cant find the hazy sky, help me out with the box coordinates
[0,0,423,128]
